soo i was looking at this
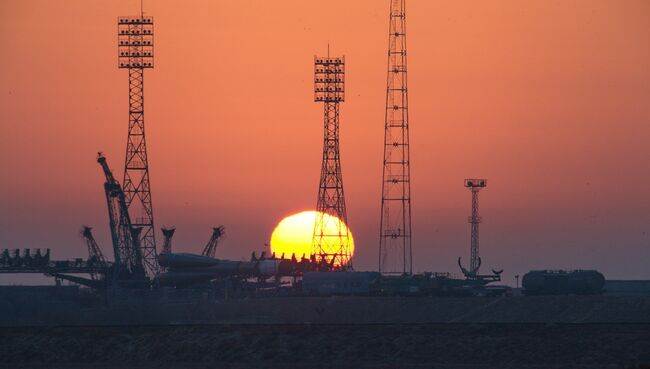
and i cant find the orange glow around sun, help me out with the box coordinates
[270,210,355,265]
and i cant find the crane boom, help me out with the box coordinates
[97,153,145,279]
[81,226,107,263]
[80,226,109,281]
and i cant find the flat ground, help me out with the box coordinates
[1,323,649,369]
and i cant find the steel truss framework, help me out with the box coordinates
[459,179,487,277]
[312,56,352,268]
[379,0,413,274]
[99,153,145,279]
[118,15,158,277]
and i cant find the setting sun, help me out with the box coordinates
[270,211,355,265]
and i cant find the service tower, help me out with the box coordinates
[312,54,352,269]
[117,13,158,277]
[379,0,413,274]
[459,179,487,277]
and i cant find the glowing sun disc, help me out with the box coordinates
[270,210,354,265]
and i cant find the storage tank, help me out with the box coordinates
[522,270,605,295]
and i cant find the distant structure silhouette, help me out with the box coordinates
[160,227,175,254]
[80,226,108,280]
[312,52,352,269]
[117,11,158,277]
[202,226,225,259]
[458,179,487,277]
[98,153,146,280]
[379,0,413,275]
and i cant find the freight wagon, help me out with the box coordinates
[522,270,605,295]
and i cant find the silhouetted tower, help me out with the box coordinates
[312,53,352,269]
[458,179,487,277]
[379,0,412,275]
[81,226,108,280]
[160,227,175,254]
[118,13,158,277]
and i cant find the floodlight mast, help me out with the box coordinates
[312,54,352,269]
[117,15,158,278]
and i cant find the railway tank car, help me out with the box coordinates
[522,270,605,295]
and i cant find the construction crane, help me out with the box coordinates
[81,226,108,280]
[2,154,146,288]
[202,226,225,258]
[97,153,146,281]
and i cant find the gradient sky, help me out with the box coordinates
[1,0,649,285]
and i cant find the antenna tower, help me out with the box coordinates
[312,53,352,269]
[117,11,158,277]
[379,0,412,274]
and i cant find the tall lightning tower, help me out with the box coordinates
[379,0,412,274]
[117,13,158,277]
[458,179,487,277]
[312,54,352,269]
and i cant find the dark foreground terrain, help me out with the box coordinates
[1,323,649,369]
[1,293,649,368]
[3,293,650,325]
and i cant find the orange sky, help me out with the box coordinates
[1,0,649,283]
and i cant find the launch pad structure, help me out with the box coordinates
[0,1,512,295]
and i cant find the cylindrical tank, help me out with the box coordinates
[158,252,219,268]
[168,261,242,276]
[566,270,605,293]
[277,259,294,276]
[156,252,293,286]
[156,271,216,287]
[256,260,281,277]
[522,270,605,295]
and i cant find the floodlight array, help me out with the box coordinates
[314,57,345,102]
[118,16,154,69]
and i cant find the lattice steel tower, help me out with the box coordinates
[312,54,352,269]
[458,179,487,277]
[118,14,158,277]
[379,0,412,274]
